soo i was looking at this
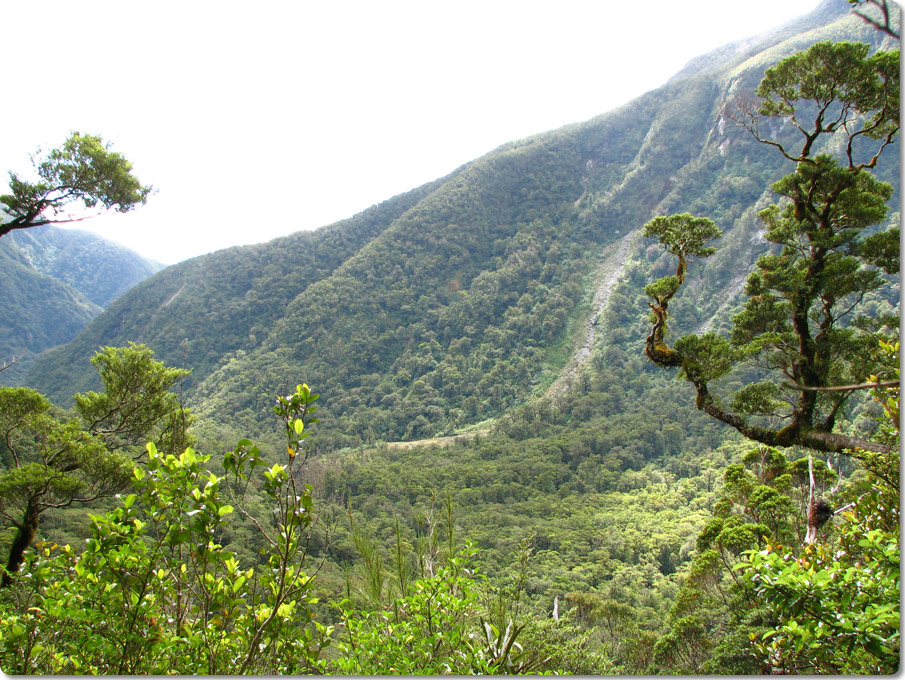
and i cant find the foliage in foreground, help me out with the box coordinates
[0,358,900,674]
[0,384,612,675]
[0,384,326,674]
[740,343,900,674]
[744,497,899,674]
[0,343,190,586]
[649,342,900,674]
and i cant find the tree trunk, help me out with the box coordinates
[1,508,39,587]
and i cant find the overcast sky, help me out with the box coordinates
[3,0,822,264]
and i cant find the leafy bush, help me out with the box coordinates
[0,384,329,674]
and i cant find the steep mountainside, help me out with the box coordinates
[7,225,163,307]
[26,0,899,448]
[0,226,162,384]
[0,242,99,378]
[25,179,446,399]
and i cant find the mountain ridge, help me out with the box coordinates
[7,224,163,307]
[1,225,163,384]
[24,0,898,451]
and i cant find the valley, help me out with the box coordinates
[0,0,899,674]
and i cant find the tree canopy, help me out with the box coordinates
[737,41,899,170]
[0,344,189,586]
[642,40,900,455]
[0,132,152,239]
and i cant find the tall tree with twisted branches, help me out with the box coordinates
[642,40,899,455]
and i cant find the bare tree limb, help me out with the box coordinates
[0,353,23,374]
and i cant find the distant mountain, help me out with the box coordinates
[25,0,899,448]
[0,225,163,384]
[7,225,163,307]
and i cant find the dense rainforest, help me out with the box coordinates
[0,225,161,385]
[0,0,900,674]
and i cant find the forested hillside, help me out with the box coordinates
[24,179,446,400]
[0,226,161,384]
[26,0,898,449]
[2,0,899,674]
[7,225,162,308]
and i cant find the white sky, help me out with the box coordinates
[3,0,822,264]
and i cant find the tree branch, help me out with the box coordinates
[781,379,899,392]
[851,0,900,38]
[0,353,23,375]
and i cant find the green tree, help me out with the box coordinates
[73,343,192,455]
[642,41,900,455]
[332,515,608,674]
[738,41,899,169]
[651,444,825,674]
[643,213,722,368]
[0,132,152,239]
[655,342,900,674]
[741,355,900,673]
[332,544,494,675]
[0,383,329,674]
[744,502,899,673]
[0,344,189,585]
